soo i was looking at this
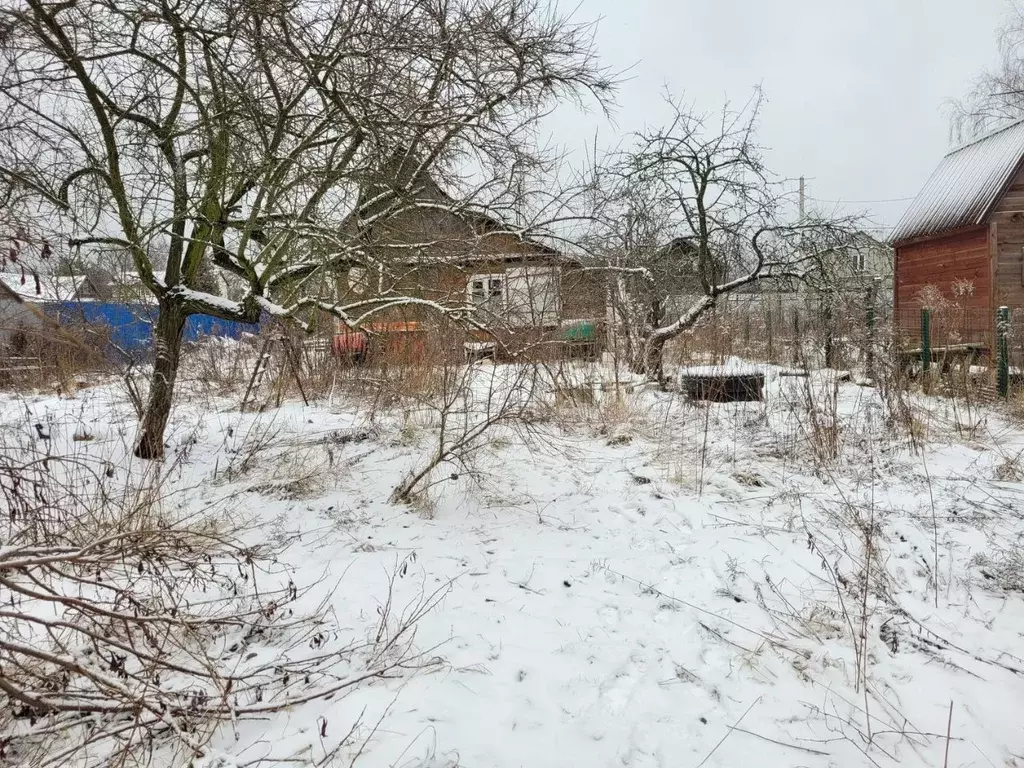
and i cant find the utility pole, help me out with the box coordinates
[799,176,805,222]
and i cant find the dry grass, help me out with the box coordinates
[0,322,109,395]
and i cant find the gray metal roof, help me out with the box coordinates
[891,118,1024,244]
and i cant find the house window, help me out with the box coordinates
[469,274,504,312]
[853,250,866,274]
[468,266,561,326]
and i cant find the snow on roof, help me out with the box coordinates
[0,272,87,302]
[891,118,1024,244]
[107,269,167,285]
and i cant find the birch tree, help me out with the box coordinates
[952,1,1024,139]
[0,0,610,458]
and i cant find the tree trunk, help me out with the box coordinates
[134,303,187,459]
[636,295,718,380]
[634,334,667,384]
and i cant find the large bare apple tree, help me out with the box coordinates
[591,92,856,379]
[0,0,610,457]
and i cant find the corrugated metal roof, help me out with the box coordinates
[891,118,1024,244]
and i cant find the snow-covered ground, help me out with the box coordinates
[3,358,1024,768]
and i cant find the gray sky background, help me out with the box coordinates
[542,0,1011,236]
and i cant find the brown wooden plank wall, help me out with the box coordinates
[992,163,1024,308]
[895,226,991,311]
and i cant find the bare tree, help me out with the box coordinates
[0,0,611,458]
[951,1,1024,139]
[593,91,856,380]
[584,180,703,369]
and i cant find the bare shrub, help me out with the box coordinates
[390,347,544,506]
[184,334,262,399]
[797,371,842,464]
[875,341,930,451]
[972,541,1024,592]
[0,422,441,766]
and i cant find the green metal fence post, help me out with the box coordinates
[921,308,931,375]
[998,305,1010,399]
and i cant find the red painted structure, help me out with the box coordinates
[333,321,427,364]
[892,119,1024,348]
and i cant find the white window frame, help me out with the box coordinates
[853,250,866,274]
[468,273,505,308]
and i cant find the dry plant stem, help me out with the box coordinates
[604,567,801,653]
[698,401,711,495]
[694,696,761,768]
[943,700,953,768]
[921,449,940,608]
[861,498,874,743]
[727,726,829,756]
[805,528,862,684]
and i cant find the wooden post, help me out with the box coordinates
[997,306,1010,399]
[791,307,801,365]
[822,294,835,368]
[921,308,931,374]
[241,336,274,412]
[866,280,878,380]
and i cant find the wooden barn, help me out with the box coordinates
[892,118,1024,354]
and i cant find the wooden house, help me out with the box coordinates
[333,163,607,362]
[892,119,1024,351]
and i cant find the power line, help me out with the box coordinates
[807,195,917,204]
[794,178,917,205]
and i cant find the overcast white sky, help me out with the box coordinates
[542,0,1011,235]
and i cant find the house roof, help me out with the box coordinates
[348,151,562,260]
[891,118,1024,244]
[0,272,89,302]
[103,269,167,287]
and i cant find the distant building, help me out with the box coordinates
[0,279,53,352]
[333,157,607,360]
[815,231,893,306]
[0,272,98,303]
[891,118,1024,347]
[662,231,891,320]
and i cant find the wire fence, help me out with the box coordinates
[665,291,888,373]
[665,292,1024,397]
[9,287,1024,403]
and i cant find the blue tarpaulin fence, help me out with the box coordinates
[44,302,262,359]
